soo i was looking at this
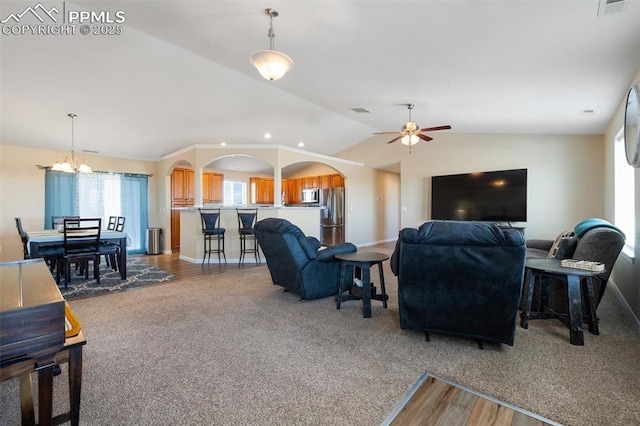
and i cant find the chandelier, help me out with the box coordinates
[249,8,294,81]
[52,113,93,173]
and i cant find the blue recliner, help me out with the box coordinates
[391,221,527,346]
[254,218,357,300]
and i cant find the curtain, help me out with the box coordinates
[44,170,77,229]
[44,170,149,253]
[122,174,148,254]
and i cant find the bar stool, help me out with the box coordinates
[236,208,261,266]
[199,208,226,266]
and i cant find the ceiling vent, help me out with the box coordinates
[597,0,629,16]
[350,107,371,113]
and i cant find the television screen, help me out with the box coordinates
[431,168,527,222]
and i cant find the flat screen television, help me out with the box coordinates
[431,168,527,222]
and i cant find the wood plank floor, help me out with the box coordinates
[139,252,264,281]
[385,373,561,426]
[137,241,396,281]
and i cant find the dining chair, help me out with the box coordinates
[199,208,226,266]
[15,217,62,271]
[101,216,120,270]
[115,216,125,232]
[236,208,261,266]
[51,216,80,231]
[107,216,117,231]
[56,218,102,289]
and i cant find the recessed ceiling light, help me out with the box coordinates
[220,142,226,146]
[264,133,272,139]
[298,142,304,147]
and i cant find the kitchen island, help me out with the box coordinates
[176,206,322,263]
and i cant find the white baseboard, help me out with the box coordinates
[609,278,640,333]
[357,238,397,248]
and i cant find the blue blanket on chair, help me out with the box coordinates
[574,218,625,239]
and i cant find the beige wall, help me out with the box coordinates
[336,132,605,239]
[0,144,157,262]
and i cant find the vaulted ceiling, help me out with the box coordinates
[1,0,639,161]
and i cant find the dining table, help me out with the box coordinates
[27,229,128,280]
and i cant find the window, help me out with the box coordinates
[45,170,149,253]
[614,129,635,258]
[223,181,247,206]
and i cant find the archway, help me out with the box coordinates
[204,154,274,205]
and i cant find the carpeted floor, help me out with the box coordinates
[1,248,639,425]
[58,256,175,299]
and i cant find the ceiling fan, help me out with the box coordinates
[375,104,451,148]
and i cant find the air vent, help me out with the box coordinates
[597,0,628,16]
[581,109,596,116]
[350,107,371,113]
[83,149,99,153]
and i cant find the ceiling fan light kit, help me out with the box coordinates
[377,104,451,152]
[250,8,294,81]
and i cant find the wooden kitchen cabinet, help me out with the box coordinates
[171,168,187,203]
[171,167,196,250]
[294,179,303,202]
[250,177,275,204]
[287,179,297,203]
[170,208,182,249]
[186,169,194,204]
[303,176,319,189]
[203,172,224,203]
[266,179,274,204]
[330,174,344,188]
[172,167,196,205]
[320,175,331,189]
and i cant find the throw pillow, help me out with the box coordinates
[553,236,578,259]
[547,230,576,259]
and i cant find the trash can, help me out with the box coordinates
[146,228,162,255]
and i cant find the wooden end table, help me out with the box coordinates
[519,258,601,346]
[335,251,389,318]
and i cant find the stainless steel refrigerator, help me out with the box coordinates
[320,187,345,246]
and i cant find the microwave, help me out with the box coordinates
[302,189,319,203]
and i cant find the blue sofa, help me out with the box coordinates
[391,221,527,346]
[254,218,357,300]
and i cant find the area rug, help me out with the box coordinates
[383,372,561,425]
[59,256,175,299]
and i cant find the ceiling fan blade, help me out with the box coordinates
[417,133,433,142]
[374,131,401,135]
[420,125,452,132]
[387,135,403,144]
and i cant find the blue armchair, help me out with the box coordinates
[391,221,527,346]
[254,218,357,300]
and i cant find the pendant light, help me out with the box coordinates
[249,8,294,81]
[52,113,93,173]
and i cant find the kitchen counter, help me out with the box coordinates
[178,206,321,264]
